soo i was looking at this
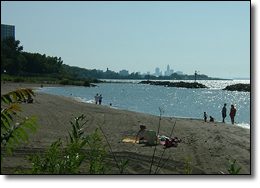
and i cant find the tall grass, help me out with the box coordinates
[148,107,164,174]
[154,118,177,174]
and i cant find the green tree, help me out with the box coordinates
[1,36,26,75]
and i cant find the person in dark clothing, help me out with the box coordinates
[222,103,227,123]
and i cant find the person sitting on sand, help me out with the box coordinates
[209,116,215,122]
[135,124,147,143]
[27,96,34,103]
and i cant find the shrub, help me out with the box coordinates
[220,158,242,174]
[83,80,91,87]
[60,78,70,85]
[85,127,111,174]
[13,77,25,82]
[184,154,193,174]
[1,74,13,81]
[12,114,122,174]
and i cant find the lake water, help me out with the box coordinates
[36,79,250,129]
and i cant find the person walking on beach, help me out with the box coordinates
[94,93,99,104]
[222,103,227,123]
[99,94,103,105]
[229,104,236,124]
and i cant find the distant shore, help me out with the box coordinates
[1,82,250,174]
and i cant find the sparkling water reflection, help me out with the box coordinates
[37,80,250,129]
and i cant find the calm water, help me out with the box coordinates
[36,80,250,129]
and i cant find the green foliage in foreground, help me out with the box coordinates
[183,154,193,174]
[85,127,111,174]
[12,114,129,174]
[22,138,88,174]
[1,88,38,163]
[220,158,242,174]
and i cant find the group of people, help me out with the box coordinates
[135,124,181,147]
[94,93,103,105]
[204,103,237,124]
[222,103,237,124]
[203,112,216,123]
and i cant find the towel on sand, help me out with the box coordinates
[122,138,137,143]
[122,138,147,144]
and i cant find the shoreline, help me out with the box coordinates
[74,96,250,130]
[32,82,250,130]
[41,90,250,130]
[1,82,250,174]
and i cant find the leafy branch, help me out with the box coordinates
[1,88,38,162]
[220,158,242,174]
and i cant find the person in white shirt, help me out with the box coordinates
[94,93,99,104]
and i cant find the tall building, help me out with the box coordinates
[155,67,160,76]
[164,64,174,76]
[165,64,170,76]
[1,24,15,40]
[154,67,162,76]
[167,64,170,75]
[119,69,129,76]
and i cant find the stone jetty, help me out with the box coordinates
[139,81,208,89]
[223,83,250,92]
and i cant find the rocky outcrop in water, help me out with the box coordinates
[139,81,208,89]
[222,83,250,92]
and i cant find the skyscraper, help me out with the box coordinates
[155,67,160,76]
[165,64,174,76]
[1,24,15,40]
[165,64,170,76]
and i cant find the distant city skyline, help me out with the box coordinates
[107,64,185,76]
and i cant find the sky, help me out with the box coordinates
[1,1,251,79]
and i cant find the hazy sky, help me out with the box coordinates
[1,1,250,78]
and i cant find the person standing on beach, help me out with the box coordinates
[99,94,103,105]
[94,93,99,104]
[204,112,208,122]
[222,103,227,123]
[229,104,236,124]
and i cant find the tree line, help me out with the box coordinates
[1,36,221,81]
[1,36,68,78]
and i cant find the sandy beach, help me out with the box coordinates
[1,82,250,174]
